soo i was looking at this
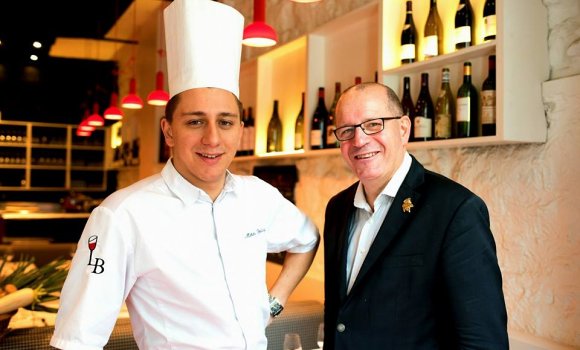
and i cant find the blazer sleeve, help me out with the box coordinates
[441,194,509,349]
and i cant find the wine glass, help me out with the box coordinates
[317,322,324,349]
[283,332,302,350]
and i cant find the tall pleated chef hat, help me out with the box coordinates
[164,0,244,98]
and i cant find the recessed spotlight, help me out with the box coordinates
[30,54,39,61]
[33,41,42,49]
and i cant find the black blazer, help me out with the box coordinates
[323,156,508,349]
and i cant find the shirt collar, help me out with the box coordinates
[354,152,412,210]
[161,160,238,205]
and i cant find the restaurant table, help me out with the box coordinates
[0,300,323,349]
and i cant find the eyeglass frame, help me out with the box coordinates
[332,116,403,141]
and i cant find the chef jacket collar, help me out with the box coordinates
[161,160,238,205]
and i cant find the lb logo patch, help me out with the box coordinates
[87,235,105,274]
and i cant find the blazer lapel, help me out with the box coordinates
[337,185,358,302]
[348,158,425,295]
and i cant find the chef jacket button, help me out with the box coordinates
[337,323,346,332]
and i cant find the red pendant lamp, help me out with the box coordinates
[78,108,95,135]
[121,77,143,109]
[147,71,169,106]
[104,92,124,120]
[243,0,277,47]
[86,102,105,126]
[121,1,143,109]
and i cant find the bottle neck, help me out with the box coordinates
[463,65,472,82]
[441,70,450,85]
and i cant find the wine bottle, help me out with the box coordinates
[423,0,443,59]
[295,92,305,150]
[400,0,418,64]
[483,0,496,42]
[413,73,434,141]
[456,62,479,137]
[454,0,474,50]
[310,87,328,150]
[434,68,454,139]
[267,100,283,152]
[326,82,341,149]
[481,55,496,136]
[237,108,247,156]
[246,106,255,156]
[401,76,416,142]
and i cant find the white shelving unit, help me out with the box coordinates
[236,0,549,161]
[380,0,549,149]
[0,121,108,191]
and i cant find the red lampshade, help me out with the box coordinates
[78,119,96,133]
[76,128,92,137]
[86,102,105,126]
[243,0,277,47]
[121,78,143,109]
[147,71,169,106]
[105,92,124,120]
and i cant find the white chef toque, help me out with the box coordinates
[164,0,244,99]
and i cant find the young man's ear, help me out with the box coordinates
[160,118,175,147]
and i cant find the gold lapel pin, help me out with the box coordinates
[402,197,414,213]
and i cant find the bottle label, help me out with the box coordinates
[435,113,451,139]
[454,26,472,46]
[401,44,416,61]
[457,97,470,122]
[481,90,496,124]
[414,116,432,138]
[484,15,497,40]
[310,130,322,147]
[295,133,303,150]
[327,125,337,145]
[424,35,438,57]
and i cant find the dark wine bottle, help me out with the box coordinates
[310,87,328,150]
[481,55,496,136]
[246,106,255,156]
[267,100,283,152]
[483,0,496,42]
[423,0,443,59]
[295,92,305,150]
[326,82,341,149]
[456,62,479,137]
[400,0,418,64]
[401,76,416,142]
[435,68,454,139]
[413,73,434,141]
[237,108,247,156]
[454,0,474,50]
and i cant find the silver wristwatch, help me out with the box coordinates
[268,294,284,317]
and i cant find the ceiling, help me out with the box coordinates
[0,0,134,63]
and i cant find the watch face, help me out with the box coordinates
[269,297,284,317]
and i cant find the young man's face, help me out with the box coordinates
[161,87,242,197]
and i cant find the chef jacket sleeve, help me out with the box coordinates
[50,205,137,350]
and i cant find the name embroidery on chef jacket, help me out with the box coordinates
[87,235,105,274]
[245,228,265,239]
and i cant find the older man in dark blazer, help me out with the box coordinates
[323,82,508,349]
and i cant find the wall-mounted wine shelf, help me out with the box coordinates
[236,0,548,161]
[0,121,109,191]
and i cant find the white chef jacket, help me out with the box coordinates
[50,161,319,350]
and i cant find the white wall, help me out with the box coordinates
[227,0,580,348]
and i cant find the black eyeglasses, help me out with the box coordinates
[333,116,402,141]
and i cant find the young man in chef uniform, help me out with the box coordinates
[50,0,319,349]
